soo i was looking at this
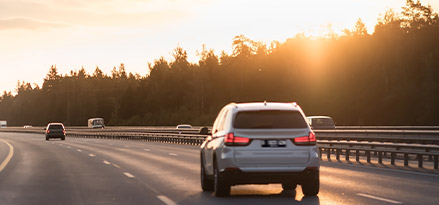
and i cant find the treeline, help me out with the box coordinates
[1,0,438,126]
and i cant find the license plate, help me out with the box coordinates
[261,139,286,147]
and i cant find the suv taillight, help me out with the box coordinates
[224,133,252,146]
[292,132,316,146]
[46,130,50,134]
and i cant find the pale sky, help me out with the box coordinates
[1,0,438,94]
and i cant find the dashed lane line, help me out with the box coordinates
[0,139,14,172]
[89,154,96,157]
[123,172,135,178]
[144,149,151,152]
[112,164,120,168]
[357,193,402,204]
[103,160,111,165]
[77,149,82,152]
[157,195,177,205]
[169,153,178,157]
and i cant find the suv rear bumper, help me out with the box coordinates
[221,167,318,185]
[46,133,65,138]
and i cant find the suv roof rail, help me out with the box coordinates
[292,102,298,107]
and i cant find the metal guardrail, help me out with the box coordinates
[335,126,439,130]
[314,130,439,144]
[318,141,439,169]
[1,127,439,170]
[67,132,207,146]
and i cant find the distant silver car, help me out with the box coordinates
[176,124,192,129]
[307,116,336,130]
[200,102,320,197]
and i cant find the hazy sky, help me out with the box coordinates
[1,0,438,94]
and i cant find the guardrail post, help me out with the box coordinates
[404,153,409,166]
[346,149,350,161]
[418,154,423,168]
[391,152,396,165]
[378,151,382,164]
[319,148,322,159]
[356,150,359,162]
[434,156,438,169]
[327,148,331,160]
[366,151,371,163]
[336,149,340,160]
[427,148,432,161]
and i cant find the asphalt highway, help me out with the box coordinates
[1,132,438,205]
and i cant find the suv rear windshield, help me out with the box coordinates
[233,110,308,129]
[49,125,64,129]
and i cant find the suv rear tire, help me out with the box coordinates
[214,161,230,197]
[200,155,214,191]
[301,170,319,196]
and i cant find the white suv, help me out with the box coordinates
[200,102,319,197]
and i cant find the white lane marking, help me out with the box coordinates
[89,154,96,157]
[77,149,82,152]
[144,149,151,152]
[322,161,439,177]
[112,164,120,168]
[157,195,177,205]
[103,160,111,165]
[123,172,135,178]
[67,146,71,149]
[356,193,402,204]
[169,153,178,157]
[0,140,14,172]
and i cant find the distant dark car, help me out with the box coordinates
[45,123,65,141]
[306,116,336,130]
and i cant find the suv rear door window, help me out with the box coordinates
[233,110,307,129]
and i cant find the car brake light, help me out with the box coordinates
[224,133,251,146]
[63,130,65,134]
[292,132,316,146]
[46,130,50,134]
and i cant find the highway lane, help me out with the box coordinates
[1,132,438,205]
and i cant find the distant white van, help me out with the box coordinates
[0,121,7,128]
[88,118,105,128]
[306,116,336,130]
